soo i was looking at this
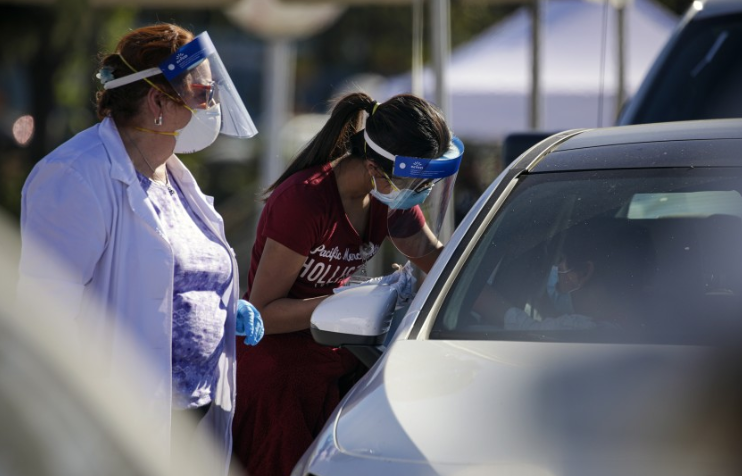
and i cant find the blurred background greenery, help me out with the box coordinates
[0,0,692,292]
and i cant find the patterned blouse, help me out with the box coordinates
[137,171,232,410]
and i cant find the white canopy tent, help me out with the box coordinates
[381,0,678,142]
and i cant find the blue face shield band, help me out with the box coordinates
[364,131,464,181]
[364,131,464,210]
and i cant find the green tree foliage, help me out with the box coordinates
[0,2,139,218]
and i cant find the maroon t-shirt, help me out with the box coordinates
[246,162,424,300]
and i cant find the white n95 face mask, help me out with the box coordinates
[174,103,222,154]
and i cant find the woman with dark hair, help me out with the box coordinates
[18,23,262,473]
[232,92,464,476]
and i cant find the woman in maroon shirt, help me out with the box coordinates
[232,92,462,476]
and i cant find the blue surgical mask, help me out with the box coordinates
[370,177,432,210]
[546,265,575,315]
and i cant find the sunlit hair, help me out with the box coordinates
[263,92,451,200]
[95,23,193,124]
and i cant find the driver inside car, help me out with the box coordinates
[472,221,653,331]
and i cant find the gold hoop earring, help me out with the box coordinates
[154,114,163,126]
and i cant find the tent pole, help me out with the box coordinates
[431,0,451,119]
[616,1,626,118]
[529,0,542,130]
[261,39,296,189]
[430,0,455,242]
[412,0,424,96]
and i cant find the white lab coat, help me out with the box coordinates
[17,117,238,474]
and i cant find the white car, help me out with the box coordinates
[294,119,742,476]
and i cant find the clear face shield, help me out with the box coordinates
[104,32,257,140]
[366,131,464,259]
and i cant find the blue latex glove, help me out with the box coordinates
[236,299,264,346]
[378,262,416,308]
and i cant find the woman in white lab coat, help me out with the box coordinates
[17,23,261,474]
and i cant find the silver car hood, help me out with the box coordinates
[332,340,739,474]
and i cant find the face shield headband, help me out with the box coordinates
[363,129,464,182]
[364,131,464,258]
[101,32,257,139]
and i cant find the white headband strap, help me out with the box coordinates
[363,129,396,163]
[103,67,162,90]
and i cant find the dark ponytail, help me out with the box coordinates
[264,92,377,197]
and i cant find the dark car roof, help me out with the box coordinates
[522,119,742,172]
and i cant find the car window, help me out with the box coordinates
[431,168,742,345]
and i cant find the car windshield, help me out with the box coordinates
[431,168,742,345]
[630,13,742,124]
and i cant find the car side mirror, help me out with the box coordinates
[310,284,397,368]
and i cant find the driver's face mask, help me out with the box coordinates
[546,264,580,315]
